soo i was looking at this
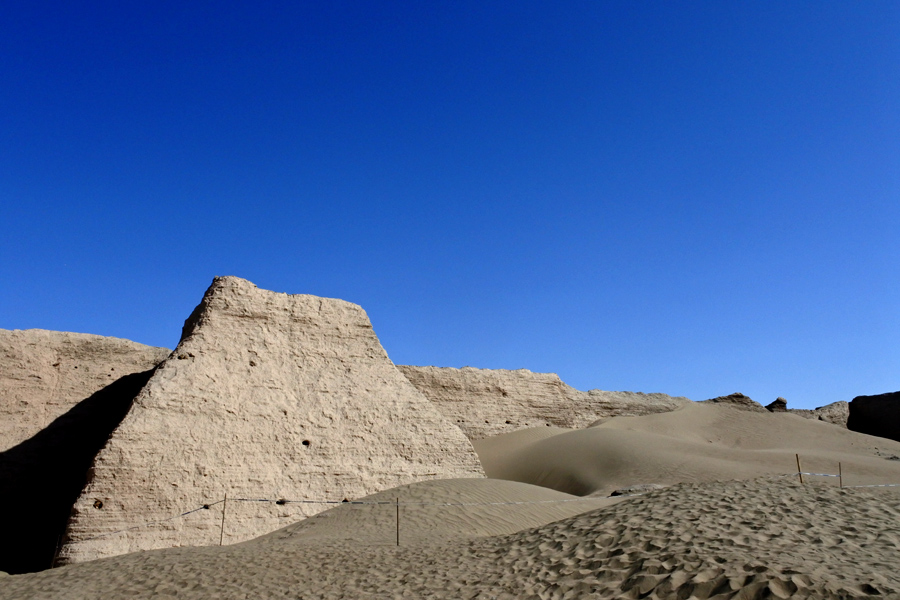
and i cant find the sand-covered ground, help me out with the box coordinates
[3,477,898,599]
[475,402,900,496]
[5,402,900,598]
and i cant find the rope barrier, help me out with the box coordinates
[77,500,225,543]
[68,495,614,545]
[65,469,900,546]
[230,497,613,507]
[843,483,900,488]
[777,472,839,479]
[785,472,900,487]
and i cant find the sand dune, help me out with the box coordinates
[3,477,897,599]
[250,478,621,546]
[475,401,900,496]
[5,385,900,597]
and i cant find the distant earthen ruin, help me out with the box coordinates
[398,365,689,440]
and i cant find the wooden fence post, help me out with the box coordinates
[219,493,228,546]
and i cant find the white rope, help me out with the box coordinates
[843,483,900,488]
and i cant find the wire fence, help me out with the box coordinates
[790,472,900,489]
[67,456,900,549]
[73,495,613,545]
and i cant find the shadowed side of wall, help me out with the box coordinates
[0,369,155,574]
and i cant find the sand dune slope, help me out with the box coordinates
[250,477,621,546]
[475,402,900,496]
[3,477,897,599]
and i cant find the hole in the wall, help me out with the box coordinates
[505,420,511,424]
[93,500,103,509]
[249,360,257,367]
[302,440,311,447]
[276,499,287,505]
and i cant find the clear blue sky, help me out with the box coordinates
[2,2,897,409]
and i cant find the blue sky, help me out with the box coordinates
[2,2,897,409]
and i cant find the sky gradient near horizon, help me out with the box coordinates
[2,2,898,409]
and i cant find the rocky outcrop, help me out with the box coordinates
[0,329,170,451]
[57,277,483,565]
[707,393,848,428]
[397,365,690,440]
[786,401,849,428]
[700,392,767,412]
[765,397,788,412]
[0,330,169,574]
[760,395,849,428]
[848,392,900,443]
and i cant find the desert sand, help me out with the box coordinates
[2,476,898,599]
[475,401,900,496]
[3,402,900,599]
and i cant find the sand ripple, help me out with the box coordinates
[3,477,898,599]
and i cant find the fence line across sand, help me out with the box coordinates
[69,495,615,546]
[789,472,900,488]
[62,461,900,553]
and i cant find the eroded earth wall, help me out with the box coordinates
[0,329,170,451]
[58,277,484,564]
[397,365,690,440]
[0,330,169,574]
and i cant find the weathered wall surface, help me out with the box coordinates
[58,277,484,564]
[397,365,690,440]
[848,392,900,442]
[0,330,169,574]
[0,329,170,451]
